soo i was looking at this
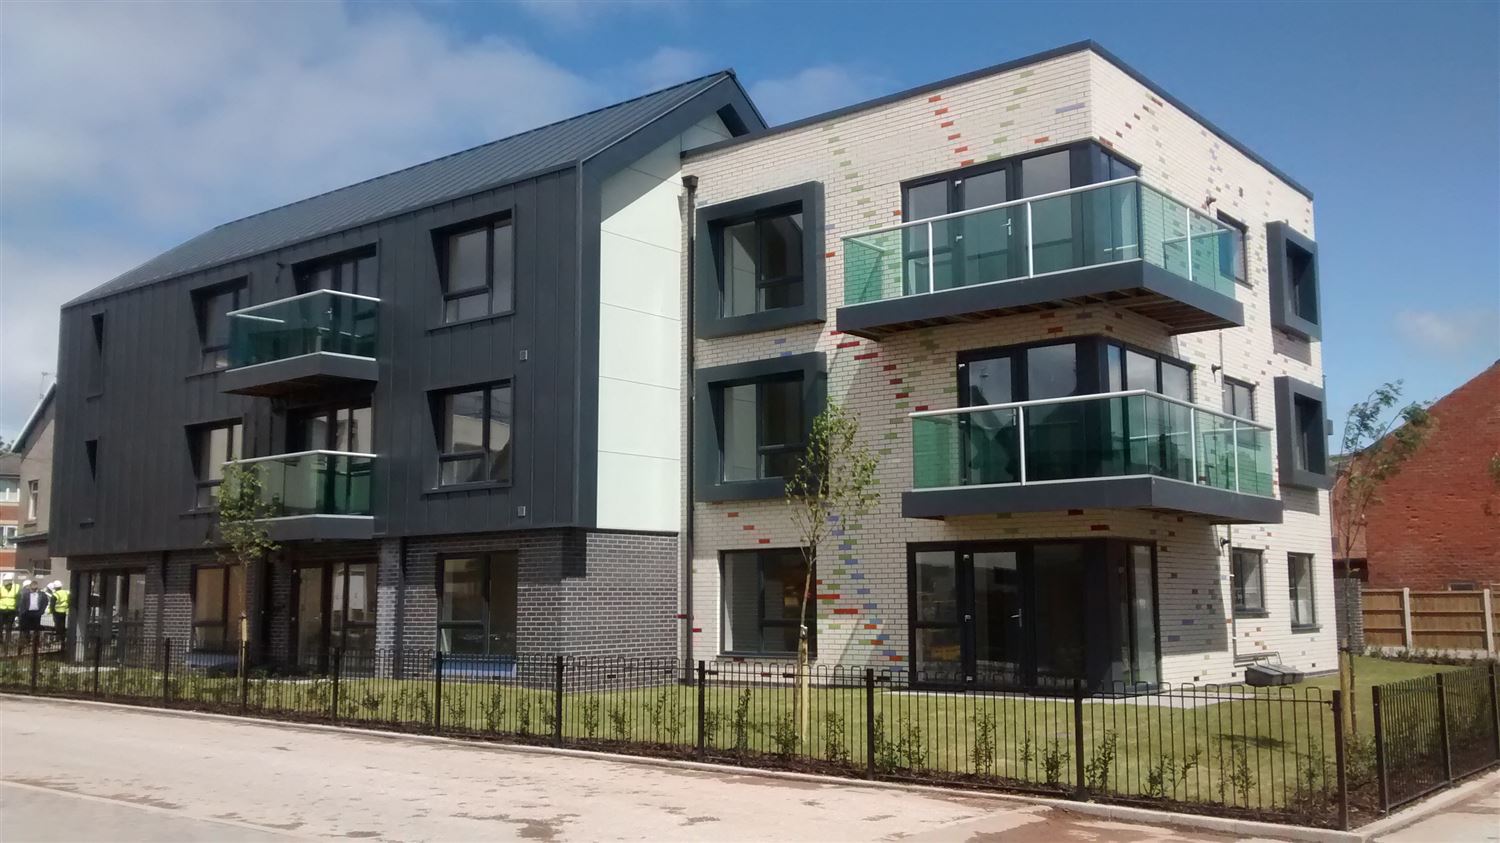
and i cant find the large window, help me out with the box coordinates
[435,384,512,486]
[1274,376,1331,490]
[0,477,17,503]
[1216,212,1248,286]
[1293,396,1324,473]
[1267,222,1321,340]
[438,554,517,657]
[718,375,804,483]
[191,421,243,508]
[439,219,513,323]
[296,248,378,297]
[1,526,16,548]
[1231,548,1266,615]
[1288,553,1316,629]
[721,549,814,657]
[695,183,824,338]
[1222,378,1256,420]
[1104,342,1193,400]
[192,565,245,651]
[290,403,372,454]
[193,282,244,371]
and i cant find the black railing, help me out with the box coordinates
[4,638,1496,829]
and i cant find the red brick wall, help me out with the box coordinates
[1364,362,1500,590]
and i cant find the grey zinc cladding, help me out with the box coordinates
[69,71,753,307]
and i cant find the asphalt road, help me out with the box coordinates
[0,695,1489,842]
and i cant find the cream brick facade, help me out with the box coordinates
[680,46,1336,687]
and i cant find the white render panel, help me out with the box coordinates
[679,47,1337,686]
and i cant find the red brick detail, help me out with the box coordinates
[674,613,689,619]
[895,392,909,399]
[889,378,903,385]
[853,351,880,361]
[947,133,961,141]
[914,405,930,412]
[692,627,702,633]
[816,594,839,601]
[940,120,955,128]
[864,623,878,630]
[953,145,969,154]
[1090,524,1110,532]
[833,608,860,615]
[888,655,903,662]
[741,524,755,531]
[829,329,843,336]
[960,159,975,166]
[726,512,739,518]
[928,94,943,103]
[1033,135,1051,144]
[882,364,898,371]
[757,538,770,545]
[1046,326,1063,334]
[824,251,837,258]
[836,340,861,349]
[933,107,949,116]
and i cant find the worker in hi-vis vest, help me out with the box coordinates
[48,581,70,644]
[0,572,18,645]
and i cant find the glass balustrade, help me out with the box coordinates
[843,179,1236,306]
[227,452,374,517]
[228,290,378,368]
[911,391,1273,496]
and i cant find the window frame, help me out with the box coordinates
[1230,548,1267,616]
[436,553,518,658]
[693,352,827,502]
[1221,377,1256,421]
[293,246,379,298]
[26,479,39,521]
[715,375,806,484]
[1273,376,1331,490]
[432,382,513,489]
[192,280,246,372]
[436,216,514,325]
[719,548,817,658]
[1266,222,1321,341]
[1216,212,1249,287]
[189,420,244,510]
[695,182,825,339]
[0,477,18,503]
[190,563,245,652]
[1287,552,1317,630]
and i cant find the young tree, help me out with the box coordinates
[1333,381,1432,735]
[213,462,280,681]
[785,403,879,744]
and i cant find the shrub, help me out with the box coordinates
[580,698,601,739]
[482,692,507,732]
[823,711,850,763]
[1084,731,1118,792]
[970,712,997,776]
[772,714,800,756]
[1042,740,1069,787]
[608,702,631,740]
[731,688,752,752]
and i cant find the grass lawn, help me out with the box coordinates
[1301,655,1477,736]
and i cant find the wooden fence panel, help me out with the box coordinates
[1364,589,1497,655]
[1363,589,1408,649]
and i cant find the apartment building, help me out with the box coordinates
[51,41,1334,691]
[683,42,1336,691]
[0,452,18,570]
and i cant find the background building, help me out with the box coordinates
[11,384,65,581]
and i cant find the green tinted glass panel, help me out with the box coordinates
[229,291,378,368]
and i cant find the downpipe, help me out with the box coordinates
[680,174,699,678]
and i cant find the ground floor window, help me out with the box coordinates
[1288,553,1316,630]
[438,554,517,657]
[292,561,377,670]
[80,569,146,658]
[192,565,245,651]
[1232,548,1266,615]
[721,548,814,657]
[908,539,1158,692]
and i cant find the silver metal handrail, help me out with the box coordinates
[227,288,380,317]
[226,449,377,467]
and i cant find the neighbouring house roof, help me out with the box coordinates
[0,452,20,477]
[67,71,755,309]
[11,383,55,454]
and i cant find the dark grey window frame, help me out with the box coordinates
[293,245,380,297]
[1216,211,1249,286]
[1231,548,1268,617]
[434,215,515,326]
[694,352,826,501]
[192,279,246,372]
[431,382,513,490]
[695,182,825,338]
[1273,376,1332,490]
[190,563,244,652]
[719,547,817,658]
[1266,222,1321,341]
[436,552,518,658]
[188,419,243,510]
[1287,552,1317,631]
[1221,376,1256,420]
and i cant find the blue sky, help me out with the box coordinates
[2,0,1496,436]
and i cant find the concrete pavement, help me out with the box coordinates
[0,695,1487,842]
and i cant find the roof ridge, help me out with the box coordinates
[206,70,731,234]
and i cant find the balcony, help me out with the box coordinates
[839,178,1244,339]
[227,450,375,541]
[220,290,378,397]
[904,390,1282,524]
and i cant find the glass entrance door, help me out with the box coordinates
[971,551,1024,686]
[291,561,376,672]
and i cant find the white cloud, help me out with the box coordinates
[516,0,687,29]
[749,64,882,125]
[629,47,713,92]
[0,1,623,434]
[1393,308,1499,356]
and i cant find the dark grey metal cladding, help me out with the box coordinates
[694,181,826,339]
[50,169,584,557]
[1273,375,1333,491]
[263,516,376,542]
[1266,222,1322,341]
[836,260,1244,340]
[219,352,379,397]
[902,477,1284,524]
[692,352,827,502]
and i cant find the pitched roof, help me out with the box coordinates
[11,382,55,454]
[69,71,742,308]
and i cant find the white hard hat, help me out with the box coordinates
[0,572,12,581]
[22,580,33,587]
[50,581,62,589]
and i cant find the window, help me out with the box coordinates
[1222,378,1256,420]
[721,548,814,657]
[1104,342,1193,400]
[720,209,804,317]
[26,479,39,520]
[0,526,16,548]
[85,440,98,478]
[88,312,105,394]
[291,404,372,454]
[0,477,17,503]
[295,248,378,297]
[1288,553,1316,629]
[718,376,804,483]
[1216,212,1248,286]
[694,352,825,501]
[1274,377,1331,490]
[1267,222,1321,340]
[438,554,517,657]
[435,384,512,486]
[1231,549,1266,614]
[439,219,512,323]
[193,282,244,371]
[191,421,243,508]
[192,564,245,651]
[696,182,824,338]
[1448,581,1477,591]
